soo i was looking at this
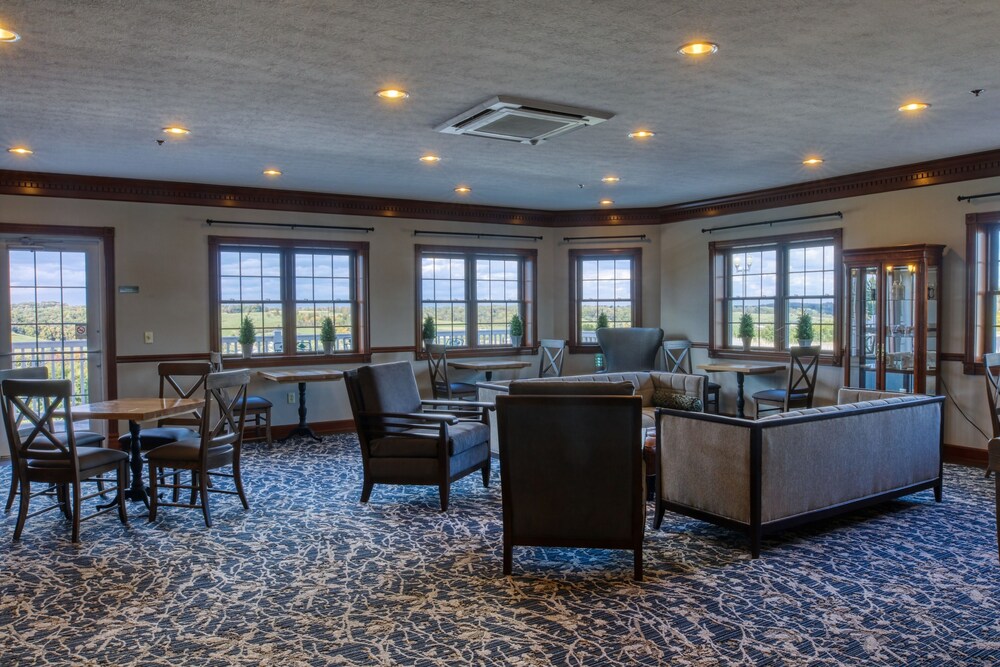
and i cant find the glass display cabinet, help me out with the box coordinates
[843,244,944,394]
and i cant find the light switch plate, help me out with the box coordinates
[144,331,154,344]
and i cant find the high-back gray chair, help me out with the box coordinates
[1,366,107,513]
[596,327,664,372]
[496,380,644,580]
[345,361,491,511]
[662,339,720,413]
[752,345,821,417]
[537,339,567,378]
[1,377,129,542]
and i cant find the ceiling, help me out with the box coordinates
[1,0,998,211]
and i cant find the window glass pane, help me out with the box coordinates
[314,279,333,301]
[220,277,240,301]
[313,255,333,278]
[241,277,262,301]
[261,253,281,276]
[295,254,313,276]
[61,253,86,287]
[262,277,282,301]
[295,277,312,300]
[582,260,598,280]
[332,278,350,301]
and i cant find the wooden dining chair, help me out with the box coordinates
[752,345,821,418]
[537,339,567,378]
[118,361,211,452]
[210,352,272,446]
[425,343,477,400]
[1,366,107,513]
[146,369,251,528]
[1,377,128,542]
[661,339,720,413]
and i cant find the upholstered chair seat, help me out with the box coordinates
[369,421,488,458]
[28,446,127,470]
[119,426,199,451]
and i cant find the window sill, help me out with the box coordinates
[568,344,601,354]
[415,346,536,361]
[707,348,842,367]
[219,352,371,368]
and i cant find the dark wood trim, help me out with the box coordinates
[940,352,965,363]
[273,419,355,438]
[964,212,1000,374]
[7,149,1000,229]
[116,352,372,367]
[943,443,988,467]
[117,352,209,364]
[0,223,118,400]
[659,148,1000,224]
[371,345,417,354]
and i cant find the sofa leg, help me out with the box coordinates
[360,478,374,503]
[750,528,761,559]
[633,546,643,582]
[439,484,449,512]
[481,458,491,488]
[934,480,943,502]
[503,541,512,576]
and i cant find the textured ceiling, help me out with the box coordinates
[1,0,998,210]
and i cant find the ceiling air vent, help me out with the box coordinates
[435,96,613,145]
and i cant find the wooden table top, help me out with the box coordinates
[697,362,787,375]
[257,369,345,383]
[447,360,532,371]
[66,397,203,421]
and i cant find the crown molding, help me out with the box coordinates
[3,147,1000,228]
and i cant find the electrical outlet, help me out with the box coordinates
[144,331,154,344]
[287,392,296,404]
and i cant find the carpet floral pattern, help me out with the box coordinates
[1,434,999,666]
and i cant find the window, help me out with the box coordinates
[209,236,369,365]
[709,230,841,359]
[569,248,642,349]
[965,211,1000,373]
[416,245,536,352]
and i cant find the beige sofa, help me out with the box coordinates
[478,371,704,452]
[655,388,945,557]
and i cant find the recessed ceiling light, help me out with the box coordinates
[0,27,20,42]
[7,147,33,155]
[802,157,824,166]
[162,126,190,135]
[601,176,621,183]
[419,155,441,163]
[898,102,931,112]
[628,130,655,139]
[600,199,614,205]
[262,169,282,176]
[454,186,471,194]
[677,41,718,56]
[376,89,409,100]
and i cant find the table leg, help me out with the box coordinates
[98,419,149,509]
[736,372,747,419]
[283,381,321,442]
[484,371,494,382]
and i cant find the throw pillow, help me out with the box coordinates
[653,389,703,412]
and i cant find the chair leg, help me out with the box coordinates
[71,481,82,543]
[3,473,16,513]
[147,462,159,522]
[503,539,513,575]
[360,476,374,503]
[634,545,643,582]
[13,473,30,541]
[653,501,665,530]
[439,483,449,512]
[58,483,73,520]
[117,462,129,526]
[199,469,212,528]
[264,407,273,447]
[233,459,250,510]
[481,457,491,487]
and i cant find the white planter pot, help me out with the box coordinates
[741,337,752,352]
[798,339,813,348]
[322,340,333,355]
[241,343,253,359]
[511,335,523,348]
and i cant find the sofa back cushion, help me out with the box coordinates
[508,381,634,396]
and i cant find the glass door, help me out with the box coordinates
[925,265,938,394]
[884,264,916,393]
[847,265,879,389]
[1,239,105,407]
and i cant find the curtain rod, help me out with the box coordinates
[958,191,1000,202]
[701,211,842,234]
[206,219,374,233]
[413,230,543,241]
[561,234,648,243]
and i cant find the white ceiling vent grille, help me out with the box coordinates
[435,96,613,145]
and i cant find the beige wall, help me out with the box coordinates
[2,173,998,450]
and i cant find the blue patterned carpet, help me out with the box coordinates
[1,434,999,666]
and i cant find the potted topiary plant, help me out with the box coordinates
[320,316,335,354]
[422,314,436,348]
[596,312,609,329]
[796,311,814,347]
[509,313,524,347]
[238,315,257,359]
[738,313,754,352]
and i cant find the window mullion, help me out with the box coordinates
[776,244,787,351]
[467,256,477,349]
[283,249,297,353]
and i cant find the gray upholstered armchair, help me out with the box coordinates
[344,362,491,511]
[495,380,645,580]
[596,327,664,372]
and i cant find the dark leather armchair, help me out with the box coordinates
[596,327,664,372]
[496,380,644,580]
[345,361,491,511]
